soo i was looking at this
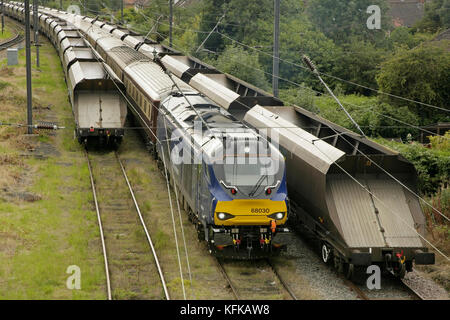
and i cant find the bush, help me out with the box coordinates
[376,43,450,125]
[313,95,419,138]
[211,44,271,91]
[423,185,450,227]
[376,139,450,195]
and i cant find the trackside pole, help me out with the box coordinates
[272,0,280,98]
[1,0,4,35]
[25,0,33,134]
[33,0,39,67]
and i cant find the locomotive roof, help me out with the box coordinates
[161,95,280,161]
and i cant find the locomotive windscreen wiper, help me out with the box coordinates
[249,174,268,197]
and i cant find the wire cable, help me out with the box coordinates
[215,30,450,113]
[154,33,450,235]
[156,31,448,140]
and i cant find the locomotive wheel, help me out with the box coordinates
[321,243,332,264]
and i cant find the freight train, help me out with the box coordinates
[5,2,291,258]
[4,2,127,145]
[5,2,436,274]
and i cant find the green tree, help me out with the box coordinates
[212,44,270,91]
[414,0,450,32]
[376,43,450,124]
[196,0,228,52]
[332,39,388,95]
[307,0,391,44]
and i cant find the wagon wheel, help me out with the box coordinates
[321,243,332,264]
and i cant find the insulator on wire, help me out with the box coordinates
[302,55,317,73]
[34,122,63,130]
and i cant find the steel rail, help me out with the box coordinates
[401,279,426,300]
[0,21,23,50]
[215,258,240,300]
[84,149,112,300]
[340,276,370,300]
[115,151,171,300]
[266,259,298,300]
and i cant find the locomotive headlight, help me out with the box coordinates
[268,212,285,220]
[217,212,235,221]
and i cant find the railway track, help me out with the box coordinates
[0,20,24,51]
[266,259,298,300]
[85,148,169,300]
[400,279,426,300]
[216,258,297,300]
[341,273,426,300]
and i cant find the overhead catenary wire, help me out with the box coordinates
[301,57,450,224]
[31,4,450,260]
[214,30,449,113]
[151,34,450,253]
[23,0,450,113]
[303,55,365,137]
[149,30,448,140]
[105,18,448,149]
[162,114,193,298]
[137,10,212,34]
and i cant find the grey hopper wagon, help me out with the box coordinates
[66,60,127,144]
[5,3,128,146]
[244,105,435,278]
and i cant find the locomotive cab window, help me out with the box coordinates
[222,160,276,187]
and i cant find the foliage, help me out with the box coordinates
[279,87,319,113]
[414,0,450,32]
[375,138,450,195]
[332,39,389,95]
[41,0,450,133]
[387,27,434,51]
[307,0,392,44]
[429,131,450,151]
[210,45,271,90]
[376,43,450,125]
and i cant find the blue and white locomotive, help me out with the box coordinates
[157,92,289,258]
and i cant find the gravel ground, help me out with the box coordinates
[359,272,417,300]
[280,233,358,300]
[279,233,448,300]
[403,270,449,300]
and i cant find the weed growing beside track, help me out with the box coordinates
[0,36,106,299]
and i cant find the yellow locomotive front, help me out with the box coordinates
[205,151,289,258]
